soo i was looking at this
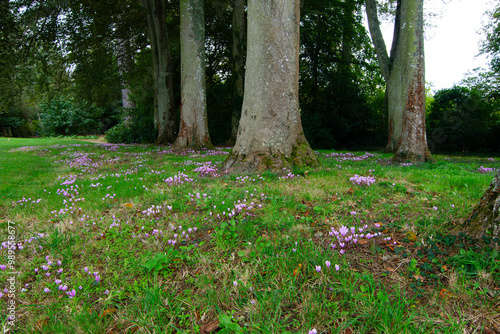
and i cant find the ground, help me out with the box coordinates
[0,138,499,333]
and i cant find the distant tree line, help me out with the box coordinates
[0,0,498,155]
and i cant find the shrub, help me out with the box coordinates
[105,106,156,144]
[39,99,103,136]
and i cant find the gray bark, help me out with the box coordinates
[229,0,246,145]
[223,0,318,173]
[463,172,500,243]
[365,0,431,161]
[140,0,175,144]
[173,0,212,149]
[116,38,136,109]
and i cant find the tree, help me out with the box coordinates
[0,0,20,115]
[427,86,496,152]
[365,0,432,162]
[463,172,500,242]
[223,0,318,172]
[173,0,212,149]
[299,0,386,150]
[229,0,246,144]
[139,0,175,144]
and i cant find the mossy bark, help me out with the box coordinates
[222,0,318,173]
[366,0,432,162]
[462,172,500,242]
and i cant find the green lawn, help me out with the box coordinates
[0,137,499,333]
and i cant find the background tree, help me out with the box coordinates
[223,0,318,172]
[139,0,176,144]
[300,0,385,150]
[427,86,496,153]
[174,0,212,149]
[365,0,432,162]
[229,0,246,144]
[0,0,22,136]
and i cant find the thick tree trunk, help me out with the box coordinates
[173,0,212,150]
[229,0,246,145]
[140,0,175,144]
[462,172,500,242]
[223,0,319,173]
[365,0,431,162]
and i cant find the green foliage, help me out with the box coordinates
[105,106,156,144]
[427,86,498,152]
[39,98,105,136]
[218,311,245,334]
[299,0,386,150]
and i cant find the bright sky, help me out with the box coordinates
[378,0,496,92]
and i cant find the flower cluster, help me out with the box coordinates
[349,174,376,186]
[193,163,219,177]
[478,166,498,174]
[163,172,194,186]
[329,224,385,254]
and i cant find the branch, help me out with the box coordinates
[365,0,390,80]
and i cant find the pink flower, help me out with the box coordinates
[315,265,321,273]
[325,261,331,268]
[335,264,340,271]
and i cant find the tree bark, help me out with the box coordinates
[116,37,136,109]
[140,0,175,144]
[173,0,212,150]
[229,0,246,145]
[462,172,500,242]
[365,0,432,162]
[223,0,319,173]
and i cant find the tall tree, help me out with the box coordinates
[223,0,318,172]
[229,0,246,144]
[139,0,175,144]
[173,0,212,149]
[365,0,432,162]
[0,0,20,114]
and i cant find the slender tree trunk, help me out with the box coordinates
[173,0,212,149]
[365,0,431,162]
[462,172,500,242]
[229,0,246,145]
[223,0,318,173]
[140,0,175,144]
[116,38,136,109]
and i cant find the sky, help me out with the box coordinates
[377,0,496,92]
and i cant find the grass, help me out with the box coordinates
[0,137,499,333]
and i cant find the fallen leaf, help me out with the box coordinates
[100,308,116,318]
[357,239,369,245]
[124,203,133,208]
[34,318,49,331]
[200,319,220,334]
[406,231,417,241]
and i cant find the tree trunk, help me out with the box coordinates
[229,0,246,145]
[116,38,136,109]
[173,0,212,150]
[365,0,431,162]
[140,0,175,144]
[223,0,319,173]
[462,172,500,242]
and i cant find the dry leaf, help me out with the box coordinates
[406,231,417,242]
[200,319,220,334]
[100,308,116,318]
